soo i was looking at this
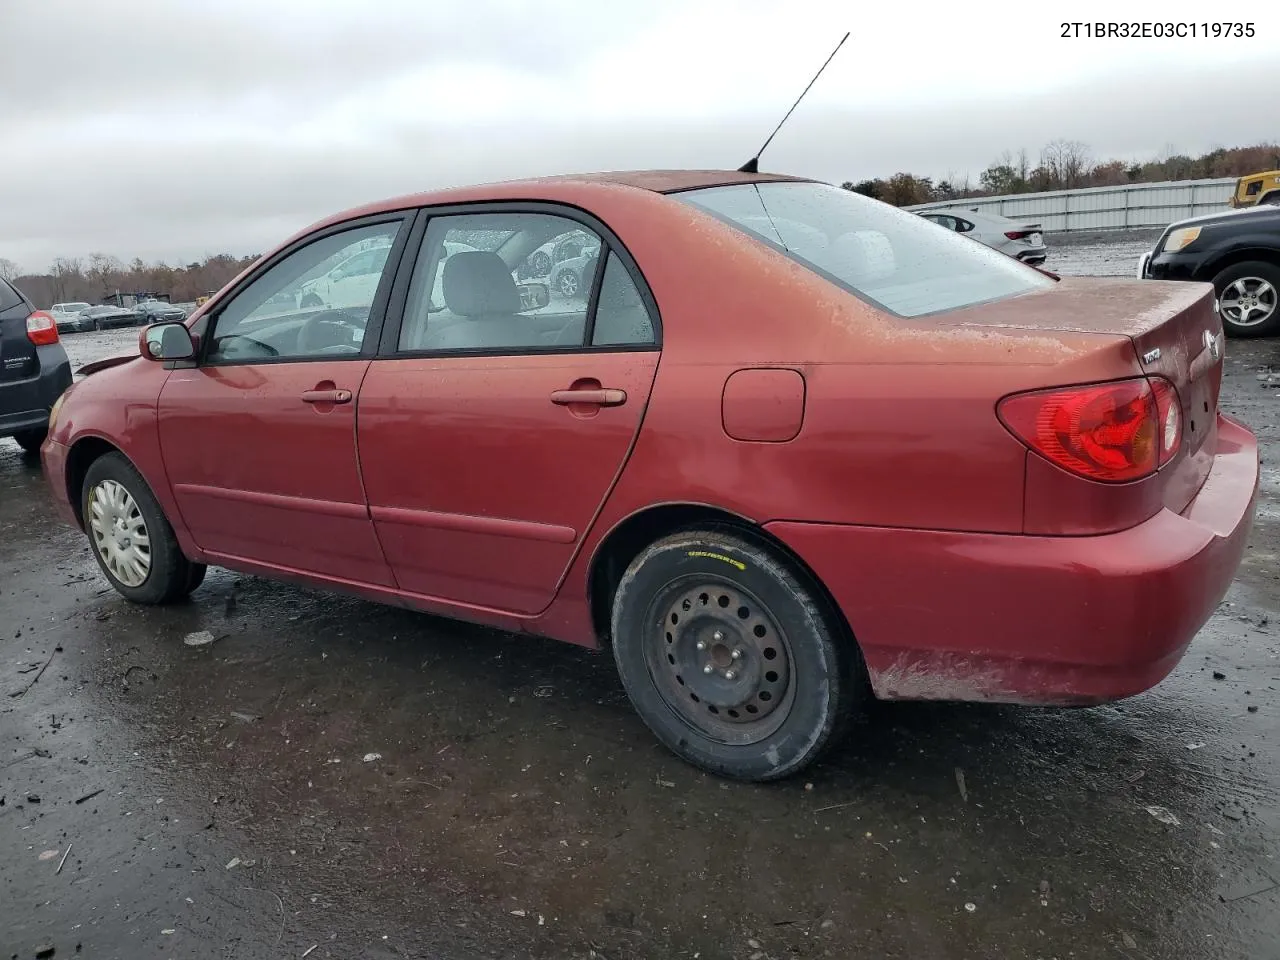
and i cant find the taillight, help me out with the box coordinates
[1151,376,1181,465]
[1004,230,1030,240]
[26,311,59,346]
[998,376,1181,484]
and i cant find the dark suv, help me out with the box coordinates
[1138,204,1280,338]
[1,278,73,453]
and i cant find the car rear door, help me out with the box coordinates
[357,205,661,615]
[156,214,413,586]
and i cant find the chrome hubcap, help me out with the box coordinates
[1220,277,1276,327]
[88,479,151,587]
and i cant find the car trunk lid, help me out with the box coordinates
[0,304,38,385]
[941,276,1223,514]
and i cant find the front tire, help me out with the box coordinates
[610,528,863,782]
[1212,260,1280,338]
[82,452,205,604]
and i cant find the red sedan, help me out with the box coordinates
[40,170,1260,781]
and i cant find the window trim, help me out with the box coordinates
[188,209,419,369]
[378,200,662,360]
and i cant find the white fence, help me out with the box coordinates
[904,177,1236,233]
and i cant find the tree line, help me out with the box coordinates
[0,252,260,309]
[2,139,1276,303]
[842,140,1280,207]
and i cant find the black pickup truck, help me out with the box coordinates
[1138,204,1280,338]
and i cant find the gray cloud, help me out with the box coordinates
[1,1,1277,274]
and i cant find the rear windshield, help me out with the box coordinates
[674,181,1053,318]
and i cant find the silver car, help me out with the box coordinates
[916,208,1047,266]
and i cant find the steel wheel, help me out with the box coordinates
[1219,276,1276,328]
[87,478,152,587]
[647,578,796,745]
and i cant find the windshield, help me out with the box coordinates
[674,181,1053,318]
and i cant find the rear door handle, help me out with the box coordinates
[301,388,352,404]
[550,388,627,407]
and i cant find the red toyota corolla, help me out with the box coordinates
[40,170,1259,781]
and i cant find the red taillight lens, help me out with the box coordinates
[1004,230,1030,240]
[26,311,59,346]
[998,377,1180,483]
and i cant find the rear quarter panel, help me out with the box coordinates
[525,186,1146,644]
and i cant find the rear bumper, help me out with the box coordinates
[765,413,1260,706]
[40,437,79,528]
[0,347,72,439]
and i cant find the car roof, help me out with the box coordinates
[305,169,813,232]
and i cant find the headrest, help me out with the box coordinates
[442,251,519,317]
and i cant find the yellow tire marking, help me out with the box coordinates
[686,550,746,571]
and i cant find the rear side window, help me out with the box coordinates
[675,181,1053,318]
[0,279,26,312]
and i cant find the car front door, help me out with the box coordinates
[357,206,661,615]
[157,215,411,586]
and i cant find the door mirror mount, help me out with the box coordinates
[140,321,196,361]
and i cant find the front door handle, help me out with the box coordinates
[301,388,352,404]
[550,387,627,407]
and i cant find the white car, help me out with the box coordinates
[296,241,394,311]
[916,208,1047,266]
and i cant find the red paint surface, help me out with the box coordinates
[40,170,1262,706]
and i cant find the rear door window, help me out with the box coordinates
[676,181,1053,318]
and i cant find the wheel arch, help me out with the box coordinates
[1195,247,1280,283]
[64,435,126,529]
[586,502,859,655]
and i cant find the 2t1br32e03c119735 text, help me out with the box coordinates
[1060,22,1256,38]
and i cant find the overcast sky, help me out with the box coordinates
[1,0,1277,272]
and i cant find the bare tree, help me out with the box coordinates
[1040,140,1093,189]
[49,256,84,304]
[87,252,123,297]
[0,257,18,282]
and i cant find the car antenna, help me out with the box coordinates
[738,31,850,174]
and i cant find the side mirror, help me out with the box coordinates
[518,282,550,311]
[140,321,195,361]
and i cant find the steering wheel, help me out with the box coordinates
[297,309,366,355]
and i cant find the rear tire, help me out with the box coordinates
[13,428,47,453]
[1212,260,1280,338]
[82,452,205,605]
[610,527,864,782]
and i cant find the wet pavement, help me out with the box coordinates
[3,260,1280,958]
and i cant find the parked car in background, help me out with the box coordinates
[50,302,92,333]
[296,238,394,310]
[134,299,187,322]
[916,208,1047,265]
[80,304,141,330]
[41,169,1258,782]
[1227,170,1280,209]
[1137,203,1279,338]
[1,279,72,453]
[548,240,602,298]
